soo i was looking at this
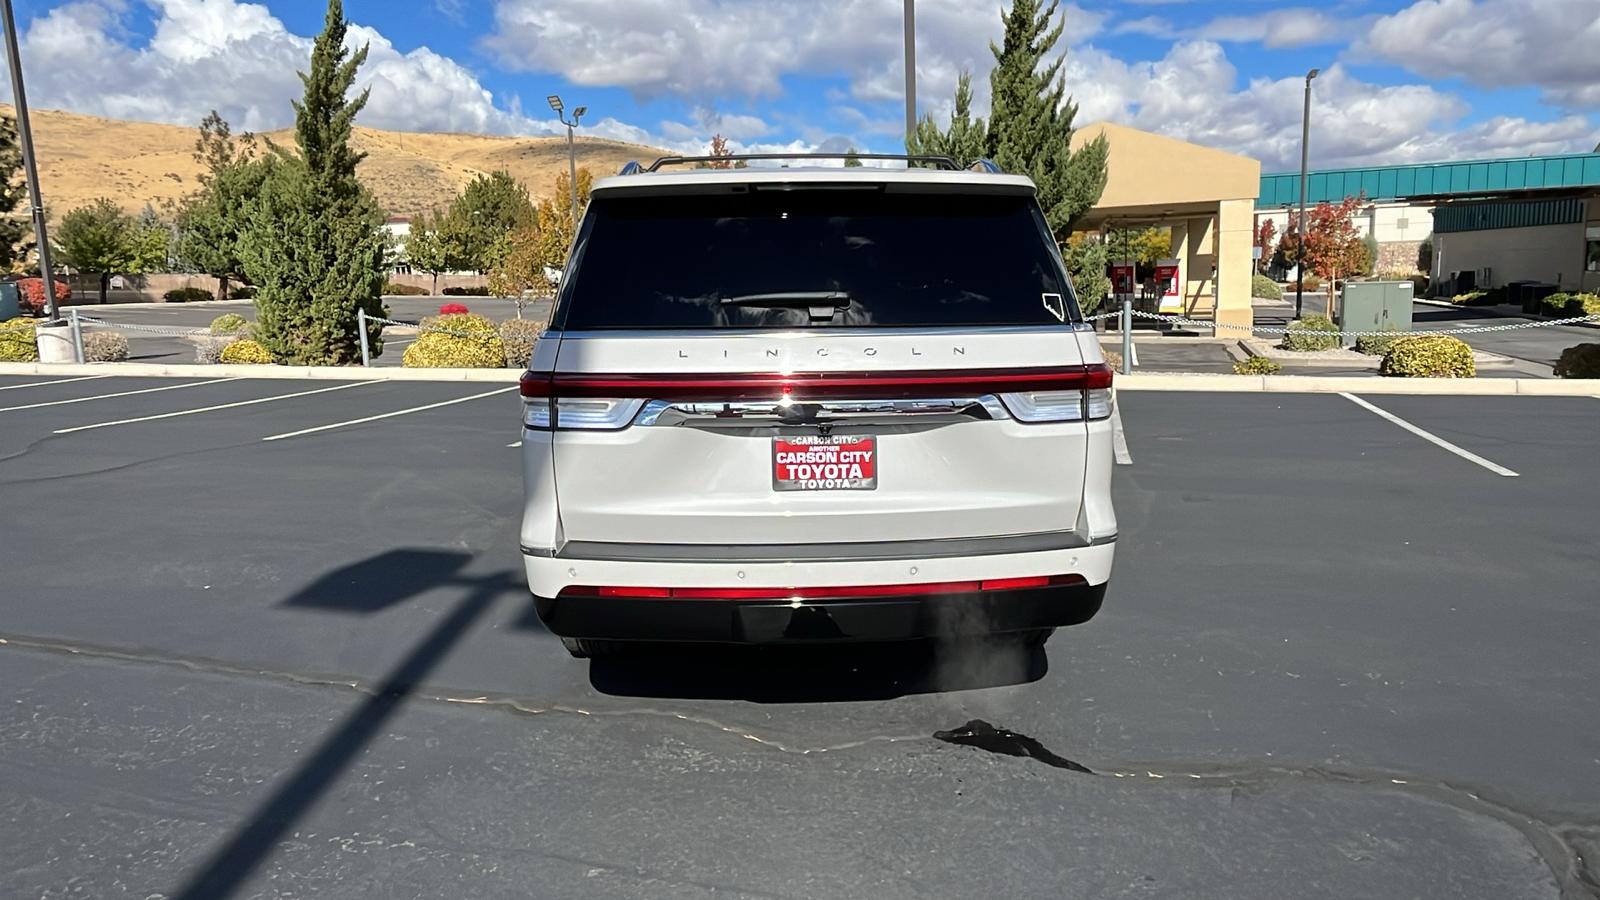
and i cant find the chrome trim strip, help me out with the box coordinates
[529,530,1109,564]
[553,325,1084,339]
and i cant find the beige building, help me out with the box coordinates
[1070,122,1261,332]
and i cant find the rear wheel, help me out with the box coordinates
[560,637,631,659]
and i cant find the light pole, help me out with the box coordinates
[1,0,59,321]
[1295,67,1319,320]
[903,0,916,145]
[547,95,586,230]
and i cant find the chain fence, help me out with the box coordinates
[1087,307,1600,338]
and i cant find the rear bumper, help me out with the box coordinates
[533,580,1106,644]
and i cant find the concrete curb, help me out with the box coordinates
[0,362,523,382]
[1116,372,1600,395]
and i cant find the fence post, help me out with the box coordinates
[67,307,84,364]
[1120,295,1132,376]
[357,308,371,367]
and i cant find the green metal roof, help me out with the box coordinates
[1258,153,1600,209]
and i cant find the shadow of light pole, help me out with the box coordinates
[173,549,522,900]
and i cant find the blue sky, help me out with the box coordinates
[5,0,1597,172]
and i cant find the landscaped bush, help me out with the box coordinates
[81,331,129,362]
[0,316,38,361]
[16,277,70,315]
[1281,314,1339,352]
[442,285,491,296]
[439,302,471,315]
[1553,344,1600,379]
[1354,328,1404,356]
[1451,290,1486,305]
[1300,275,1322,292]
[1379,335,1475,378]
[499,317,545,368]
[164,286,215,303]
[230,285,255,300]
[1541,293,1599,318]
[220,339,274,364]
[1233,355,1282,375]
[1251,273,1282,300]
[1103,350,1123,371]
[191,336,236,364]
[209,312,250,335]
[402,313,504,368]
[383,282,429,296]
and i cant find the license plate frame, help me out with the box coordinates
[772,434,877,492]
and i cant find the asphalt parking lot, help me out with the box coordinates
[2,374,1598,899]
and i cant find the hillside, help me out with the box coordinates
[0,105,668,220]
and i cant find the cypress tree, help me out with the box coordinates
[905,72,988,168]
[984,0,1107,240]
[243,0,386,365]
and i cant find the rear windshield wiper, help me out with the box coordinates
[722,291,850,319]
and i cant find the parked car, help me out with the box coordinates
[519,155,1116,657]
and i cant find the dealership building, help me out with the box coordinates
[1255,152,1600,296]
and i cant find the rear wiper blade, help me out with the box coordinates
[722,291,850,319]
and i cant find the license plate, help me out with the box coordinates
[773,435,877,491]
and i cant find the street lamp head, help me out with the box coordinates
[547,95,563,113]
[1306,68,1320,81]
[572,106,587,121]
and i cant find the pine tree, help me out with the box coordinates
[984,0,1107,240]
[905,71,987,168]
[242,0,386,365]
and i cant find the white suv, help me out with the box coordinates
[520,155,1116,657]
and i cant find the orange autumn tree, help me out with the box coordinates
[1280,195,1369,293]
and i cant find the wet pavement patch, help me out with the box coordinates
[934,719,1094,773]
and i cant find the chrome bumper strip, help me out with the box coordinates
[521,530,1114,564]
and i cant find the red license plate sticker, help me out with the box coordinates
[773,435,877,491]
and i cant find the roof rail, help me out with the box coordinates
[967,159,1003,173]
[639,152,963,172]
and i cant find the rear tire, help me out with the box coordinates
[560,637,630,659]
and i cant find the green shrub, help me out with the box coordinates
[81,331,128,362]
[1233,355,1282,375]
[383,282,430,296]
[1451,290,1486,305]
[230,285,255,300]
[499,317,545,368]
[1354,328,1404,357]
[1581,294,1600,315]
[442,285,491,296]
[209,313,250,335]
[164,286,215,303]
[1553,344,1600,379]
[1250,273,1282,300]
[1281,315,1339,352]
[1541,293,1599,317]
[402,313,505,368]
[220,339,274,365]
[1379,335,1475,378]
[0,316,39,361]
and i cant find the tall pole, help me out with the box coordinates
[1295,67,1319,320]
[903,0,916,144]
[1,0,59,321]
[566,122,577,230]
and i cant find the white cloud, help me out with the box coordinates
[1358,0,1600,109]
[1198,8,1353,48]
[484,0,1104,107]
[1112,16,1175,38]
[1058,41,1594,169]
[0,0,551,136]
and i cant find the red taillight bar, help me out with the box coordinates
[558,574,1085,601]
[521,365,1111,401]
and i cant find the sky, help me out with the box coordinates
[2,0,1598,173]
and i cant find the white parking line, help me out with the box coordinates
[0,375,114,392]
[53,380,384,434]
[1340,392,1519,477]
[0,378,240,413]
[261,386,518,441]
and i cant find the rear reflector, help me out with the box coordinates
[521,366,1111,402]
[562,574,1086,601]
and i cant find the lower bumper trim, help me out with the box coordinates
[533,581,1106,643]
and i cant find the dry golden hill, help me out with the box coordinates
[1,105,669,221]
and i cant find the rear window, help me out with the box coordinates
[553,188,1081,330]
